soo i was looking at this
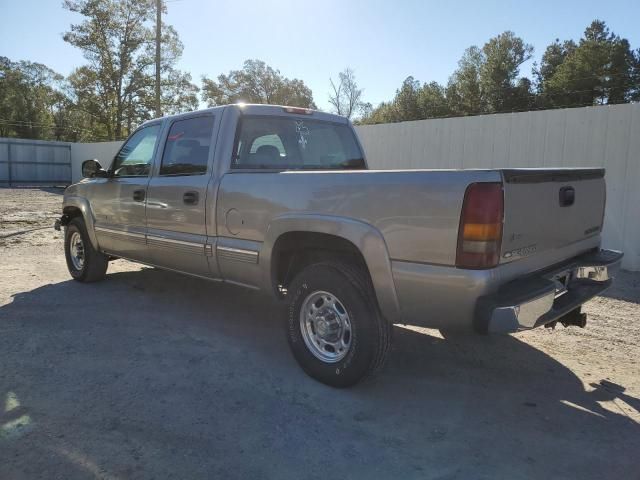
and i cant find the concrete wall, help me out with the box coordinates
[356,103,640,271]
[70,141,122,182]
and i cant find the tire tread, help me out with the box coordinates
[287,259,392,386]
[65,217,108,282]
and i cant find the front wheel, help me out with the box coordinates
[64,217,109,282]
[285,261,391,388]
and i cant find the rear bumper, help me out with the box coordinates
[475,249,623,334]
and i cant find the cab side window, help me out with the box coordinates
[160,116,215,175]
[112,125,160,177]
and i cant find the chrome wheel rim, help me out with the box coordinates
[300,290,352,363]
[69,231,85,271]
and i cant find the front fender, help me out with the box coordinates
[62,195,99,250]
[261,214,401,322]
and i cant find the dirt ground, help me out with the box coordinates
[0,187,639,480]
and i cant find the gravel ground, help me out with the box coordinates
[0,187,639,480]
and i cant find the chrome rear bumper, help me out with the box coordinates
[475,249,623,334]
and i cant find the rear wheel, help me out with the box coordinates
[285,261,391,387]
[64,217,108,282]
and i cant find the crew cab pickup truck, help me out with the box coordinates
[57,104,623,387]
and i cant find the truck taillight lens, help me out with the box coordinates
[456,182,504,269]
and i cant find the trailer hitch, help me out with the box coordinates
[560,308,587,328]
[544,307,587,330]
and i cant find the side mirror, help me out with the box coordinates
[82,159,109,178]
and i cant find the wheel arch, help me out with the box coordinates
[261,214,401,322]
[62,196,99,249]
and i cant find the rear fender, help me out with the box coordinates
[261,214,401,322]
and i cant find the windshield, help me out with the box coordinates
[232,116,365,170]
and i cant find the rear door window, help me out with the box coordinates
[160,116,215,175]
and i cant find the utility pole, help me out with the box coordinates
[155,0,162,118]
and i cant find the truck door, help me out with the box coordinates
[92,123,161,262]
[145,113,219,277]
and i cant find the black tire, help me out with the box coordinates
[285,261,392,388]
[64,217,109,282]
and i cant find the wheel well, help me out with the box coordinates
[271,231,371,296]
[63,206,82,219]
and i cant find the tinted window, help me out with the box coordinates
[112,125,160,177]
[160,116,215,175]
[232,116,364,170]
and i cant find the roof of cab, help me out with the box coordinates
[140,103,349,127]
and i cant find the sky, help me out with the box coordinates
[1,0,639,111]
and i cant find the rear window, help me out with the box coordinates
[232,116,364,170]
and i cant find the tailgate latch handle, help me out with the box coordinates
[559,186,575,207]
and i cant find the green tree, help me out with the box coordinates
[538,20,639,107]
[418,82,451,118]
[447,32,533,115]
[633,48,640,102]
[393,76,422,121]
[0,57,72,140]
[65,66,111,141]
[534,39,577,94]
[201,59,316,108]
[480,31,534,112]
[363,30,534,124]
[446,46,484,115]
[63,0,198,140]
[357,101,397,124]
[359,77,452,124]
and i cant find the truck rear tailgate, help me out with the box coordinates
[500,168,605,265]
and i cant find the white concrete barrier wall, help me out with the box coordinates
[70,141,122,183]
[355,103,640,271]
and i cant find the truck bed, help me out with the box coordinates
[217,166,609,329]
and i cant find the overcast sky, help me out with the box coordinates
[2,0,639,111]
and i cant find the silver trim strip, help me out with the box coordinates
[146,235,204,248]
[95,227,207,255]
[217,245,259,264]
[147,239,202,255]
[217,246,258,256]
[95,226,145,239]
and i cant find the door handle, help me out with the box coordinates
[559,186,575,207]
[133,189,145,202]
[183,191,199,205]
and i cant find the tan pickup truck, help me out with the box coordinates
[56,104,623,387]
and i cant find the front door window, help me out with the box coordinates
[112,125,161,177]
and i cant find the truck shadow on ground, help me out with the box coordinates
[599,269,640,303]
[1,266,639,479]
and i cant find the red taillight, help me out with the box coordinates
[456,182,504,269]
[283,107,313,115]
